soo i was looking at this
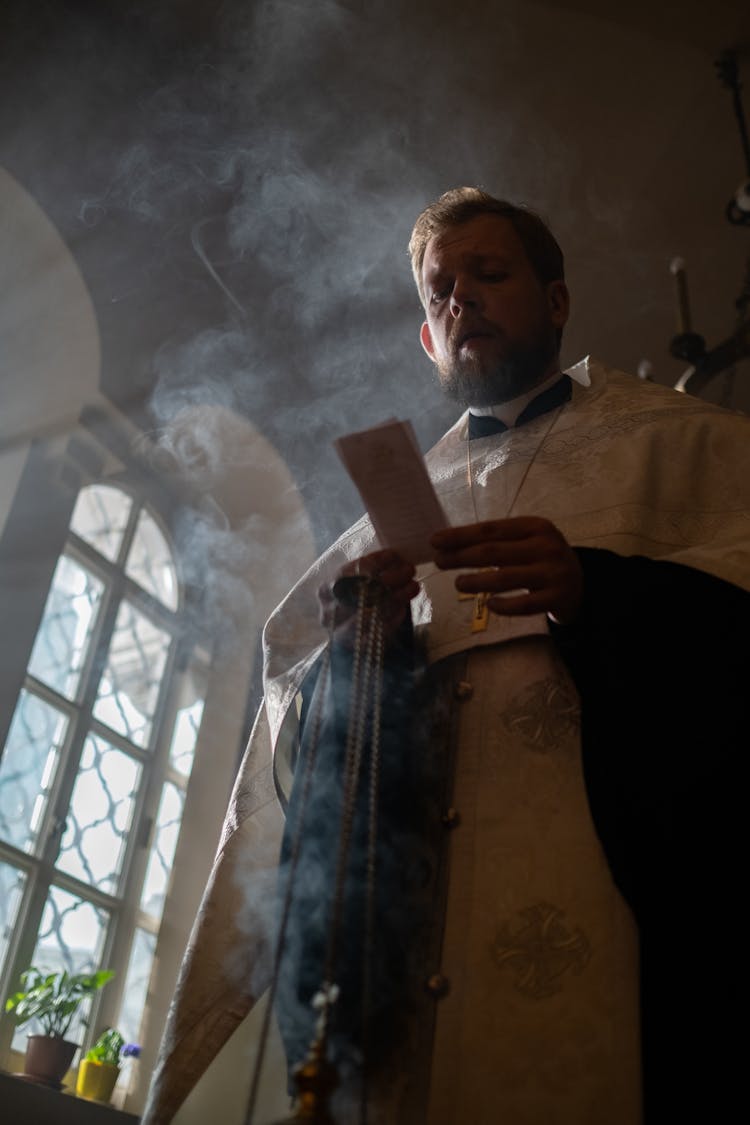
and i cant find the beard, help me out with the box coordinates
[435,329,559,407]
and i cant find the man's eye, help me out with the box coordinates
[482,271,508,282]
[430,288,449,304]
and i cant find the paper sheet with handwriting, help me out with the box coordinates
[334,418,449,564]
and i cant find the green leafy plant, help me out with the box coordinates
[84,1027,140,1066]
[4,966,115,1040]
[85,1027,124,1065]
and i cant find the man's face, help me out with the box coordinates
[419,214,569,407]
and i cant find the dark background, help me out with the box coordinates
[2,0,749,551]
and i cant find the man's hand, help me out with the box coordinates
[318,548,420,644]
[430,516,583,625]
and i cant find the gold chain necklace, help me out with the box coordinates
[461,407,566,631]
[464,404,566,523]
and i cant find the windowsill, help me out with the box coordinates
[0,1069,140,1124]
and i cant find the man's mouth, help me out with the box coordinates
[456,329,493,349]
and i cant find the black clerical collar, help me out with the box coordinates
[467,375,573,440]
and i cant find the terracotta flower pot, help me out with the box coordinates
[76,1058,120,1102]
[24,1035,79,1087]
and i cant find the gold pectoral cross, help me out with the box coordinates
[457,570,497,633]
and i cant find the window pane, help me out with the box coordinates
[0,862,27,980]
[117,927,156,1048]
[70,484,132,563]
[140,781,184,921]
[168,696,204,780]
[93,601,171,748]
[55,735,142,895]
[126,509,178,611]
[0,692,69,853]
[27,554,105,699]
[12,885,110,1050]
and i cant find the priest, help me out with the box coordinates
[144,188,750,1125]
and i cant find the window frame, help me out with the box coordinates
[0,477,209,1094]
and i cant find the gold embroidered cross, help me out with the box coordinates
[457,571,496,632]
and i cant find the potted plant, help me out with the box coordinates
[4,966,115,1088]
[76,1027,141,1103]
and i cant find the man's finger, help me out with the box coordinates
[431,516,546,551]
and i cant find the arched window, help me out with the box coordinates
[0,481,207,1075]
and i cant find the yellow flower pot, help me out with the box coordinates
[76,1058,120,1102]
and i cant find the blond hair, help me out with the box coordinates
[408,186,564,308]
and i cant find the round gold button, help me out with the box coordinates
[441,807,460,828]
[425,973,450,998]
[453,680,473,701]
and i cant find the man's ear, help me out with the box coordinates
[547,280,570,329]
[420,320,436,361]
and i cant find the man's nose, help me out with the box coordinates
[449,276,479,317]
